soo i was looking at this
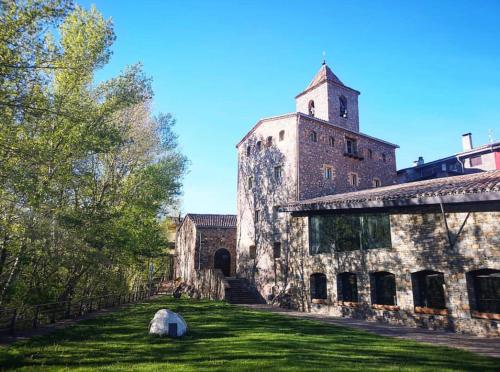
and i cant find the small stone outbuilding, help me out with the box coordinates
[175,214,237,284]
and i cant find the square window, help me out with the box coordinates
[346,138,357,154]
[324,166,333,180]
[349,173,358,186]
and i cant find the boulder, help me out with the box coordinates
[149,309,187,337]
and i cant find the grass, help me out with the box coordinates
[0,297,498,371]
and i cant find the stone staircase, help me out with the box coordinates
[225,277,265,304]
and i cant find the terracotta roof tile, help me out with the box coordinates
[186,214,237,228]
[282,170,500,211]
[306,63,344,89]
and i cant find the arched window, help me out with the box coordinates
[339,96,348,118]
[309,130,317,142]
[371,271,397,306]
[308,100,315,116]
[367,149,373,159]
[329,136,335,147]
[382,153,387,163]
[467,269,500,315]
[246,145,251,156]
[279,130,285,141]
[256,141,262,151]
[411,270,446,310]
[310,273,327,300]
[267,136,273,147]
[337,272,358,303]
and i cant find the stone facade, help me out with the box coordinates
[175,214,237,284]
[235,62,500,337]
[282,211,499,337]
[236,63,398,298]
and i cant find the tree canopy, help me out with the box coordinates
[0,0,187,307]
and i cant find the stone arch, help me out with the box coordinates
[214,248,231,276]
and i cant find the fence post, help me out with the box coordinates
[10,309,17,335]
[33,305,40,328]
[79,299,84,316]
[89,298,93,313]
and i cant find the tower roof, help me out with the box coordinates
[306,62,344,90]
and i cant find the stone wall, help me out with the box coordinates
[176,217,237,283]
[191,269,229,301]
[281,210,500,337]
[197,227,237,277]
[175,217,197,282]
[236,114,298,297]
[297,115,397,200]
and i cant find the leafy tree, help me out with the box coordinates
[0,1,187,307]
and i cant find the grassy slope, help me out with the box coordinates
[0,297,498,371]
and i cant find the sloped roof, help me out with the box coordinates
[186,214,237,228]
[306,63,344,89]
[280,170,500,212]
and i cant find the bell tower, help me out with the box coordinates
[295,62,360,132]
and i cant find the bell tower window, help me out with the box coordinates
[339,96,348,118]
[308,100,315,116]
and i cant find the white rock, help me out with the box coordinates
[149,309,187,337]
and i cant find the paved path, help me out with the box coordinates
[241,304,500,359]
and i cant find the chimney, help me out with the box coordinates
[417,156,424,165]
[462,133,473,151]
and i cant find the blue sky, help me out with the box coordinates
[81,0,500,214]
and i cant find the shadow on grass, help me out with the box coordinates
[0,297,498,371]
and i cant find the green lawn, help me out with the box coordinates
[0,297,498,371]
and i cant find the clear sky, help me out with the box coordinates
[81,0,500,215]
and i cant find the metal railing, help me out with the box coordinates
[0,286,159,336]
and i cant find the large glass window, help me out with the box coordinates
[309,215,336,255]
[309,214,391,255]
[334,215,361,252]
[310,273,327,300]
[468,269,500,314]
[412,270,446,309]
[371,272,397,306]
[338,272,358,302]
[362,215,391,249]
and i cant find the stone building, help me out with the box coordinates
[279,171,500,337]
[398,133,500,183]
[236,62,398,298]
[175,214,237,283]
[235,62,500,336]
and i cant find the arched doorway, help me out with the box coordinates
[214,248,231,276]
